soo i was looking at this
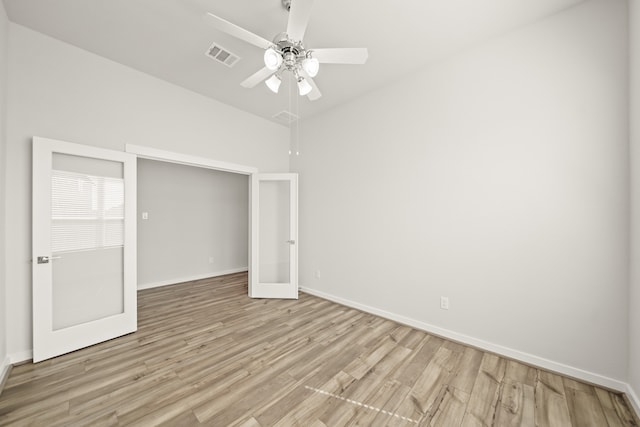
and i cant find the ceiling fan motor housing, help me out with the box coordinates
[272,33,307,72]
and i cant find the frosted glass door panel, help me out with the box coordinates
[52,248,123,330]
[51,153,125,330]
[258,180,290,283]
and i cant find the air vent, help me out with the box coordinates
[273,110,299,124]
[205,43,240,68]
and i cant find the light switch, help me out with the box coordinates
[142,212,149,220]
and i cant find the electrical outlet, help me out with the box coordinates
[208,257,214,264]
[440,296,449,310]
[315,270,321,279]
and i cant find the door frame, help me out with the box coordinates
[126,145,265,293]
[126,145,258,176]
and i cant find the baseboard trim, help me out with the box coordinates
[1,350,34,394]
[137,268,248,291]
[9,350,33,365]
[300,286,628,393]
[0,356,11,396]
[626,384,640,422]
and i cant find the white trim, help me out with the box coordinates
[0,356,11,394]
[126,144,258,301]
[627,384,640,420]
[8,350,32,364]
[126,144,258,175]
[137,268,248,290]
[300,285,629,393]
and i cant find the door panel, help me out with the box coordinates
[33,137,137,362]
[52,247,124,330]
[258,180,291,283]
[250,173,298,299]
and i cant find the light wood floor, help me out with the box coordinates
[0,272,638,426]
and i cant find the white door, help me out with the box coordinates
[250,173,298,299]
[32,137,137,362]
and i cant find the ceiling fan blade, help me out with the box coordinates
[300,69,322,101]
[286,0,315,42]
[204,13,274,50]
[241,67,274,88]
[312,48,368,64]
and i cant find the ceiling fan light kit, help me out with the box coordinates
[204,0,368,101]
[302,56,319,77]
[264,47,283,70]
[296,75,313,96]
[265,74,283,93]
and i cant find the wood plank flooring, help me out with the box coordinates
[0,272,638,426]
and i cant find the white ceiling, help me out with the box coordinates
[3,0,583,126]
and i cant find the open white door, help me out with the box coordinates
[32,137,137,362]
[250,173,298,299]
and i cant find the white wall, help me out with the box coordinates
[629,0,640,412]
[5,24,289,359]
[0,0,9,381]
[292,0,629,385]
[137,159,249,288]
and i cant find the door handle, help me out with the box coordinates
[286,240,296,245]
[37,256,62,264]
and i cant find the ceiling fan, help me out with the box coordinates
[204,0,368,101]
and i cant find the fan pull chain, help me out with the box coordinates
[295,87,300,156]
[289,72,293,156]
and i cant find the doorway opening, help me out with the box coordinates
[137,158,249,290]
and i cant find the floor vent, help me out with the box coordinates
[205,43,240,68]
[273,110,299,124]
